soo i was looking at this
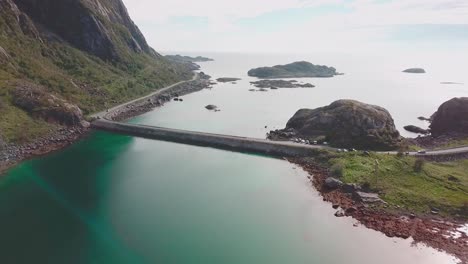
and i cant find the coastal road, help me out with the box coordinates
[90,72,468,158]
[90,73,199,119]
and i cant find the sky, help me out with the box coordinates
[122,0,468,53]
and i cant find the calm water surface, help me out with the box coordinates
[0,52,465,264]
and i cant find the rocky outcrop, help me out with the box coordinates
[269,100,401,150]
[404,125,429,135]
[403,68,426,73]
[12,81,86,126]
[0,45,10,62]
[248,61,339,79]
[324,177,343,189]
[250,80,315,88]
[12,0,155,61]
[165,55,213,63]
[430,97,468,136]
[216,78,241,83]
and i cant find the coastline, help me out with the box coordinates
[0,72,212,175]
[290,157,468,263]
[1,67,466,262]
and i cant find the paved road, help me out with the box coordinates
[90,73,198,119]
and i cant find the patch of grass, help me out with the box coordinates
[0,102,54,143]
[331,152,468,218]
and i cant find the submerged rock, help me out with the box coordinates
[205,104,218,110]
[269,100,401,150]
[430,97,468,136]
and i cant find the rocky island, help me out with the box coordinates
[403,68,426,73]
[165,55,214,71]
[165,55,214,63]
[248,61,340,79]
[216,77,241,83]
[269,100,401,150]
[250,80,315,88]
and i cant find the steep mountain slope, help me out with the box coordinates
[0,0,192,143]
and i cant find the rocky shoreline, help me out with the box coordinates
[0,74,213,174]
[104,74,212,121]
[290,157,468,263]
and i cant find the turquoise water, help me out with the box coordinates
[0,53,464,263]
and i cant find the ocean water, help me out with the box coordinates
[0,52,465,264]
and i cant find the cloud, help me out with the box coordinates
[122,0,468,53]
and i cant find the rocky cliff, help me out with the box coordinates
[0,0,192,143]
[430,97,468,136]
[12,0,154,61]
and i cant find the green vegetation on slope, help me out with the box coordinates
[0,0,192,143]
[329,153,468,218]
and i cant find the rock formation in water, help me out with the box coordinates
[269,100,401,150]
[216,78,241,83]
[248,61,339,78]
[403,68,426,74]
[250,80,315,88]
[430,97,468,136]
[165,55,214,63]
[404,125,429,135]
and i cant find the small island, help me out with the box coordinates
[250,80,315,88]
[248,61,340,79]
[216,77,241,83]
[165,55,214,63]
[403,68,426,74]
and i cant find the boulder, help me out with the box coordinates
[404,125,429,135]
[334,209,345,217]
[324,177,343,189]
[430,97,468,136]
[12,81,84,126]
[353,192,385,204]
[271,100,401,150]
[403,68,426,74]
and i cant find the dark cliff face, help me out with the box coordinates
[0,0,191,143]
[12,0,155,61]
[430,97,468,136]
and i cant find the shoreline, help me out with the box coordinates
[290,157,468,263]
[0,72,212,174]
[1,69,466,262]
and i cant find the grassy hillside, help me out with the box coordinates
[329,153,468,218]
[0,0,192,143]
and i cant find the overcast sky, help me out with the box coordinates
[122,0,468,53]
